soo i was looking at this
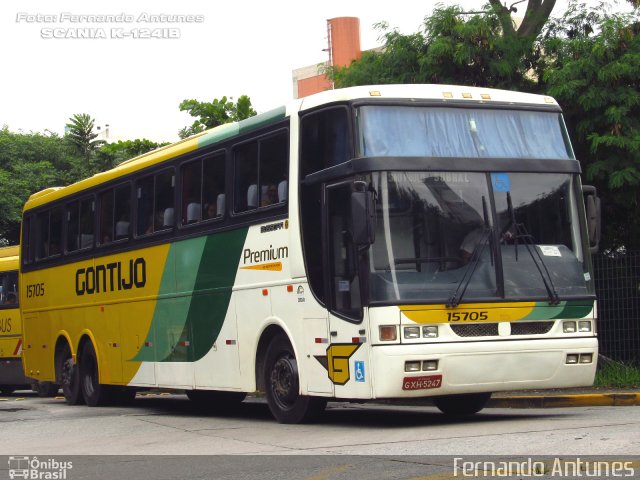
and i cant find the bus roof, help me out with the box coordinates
[23,84,559,211]
[23,106,288,211]
[298,84,558,111]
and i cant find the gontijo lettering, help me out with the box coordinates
[76,258,146,295]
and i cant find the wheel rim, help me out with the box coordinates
[270,352,299,410]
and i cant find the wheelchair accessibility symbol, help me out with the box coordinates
[354,361,365,382]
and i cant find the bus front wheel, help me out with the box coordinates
[263,334,326,424]
[58,345,83,405]
[79,341,113,406]
[433,392,492,415]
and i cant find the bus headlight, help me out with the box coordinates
[404,327,420,339]
[422,326,439,338]
[580,354,593,364]
[566,354,579,364]
[379,325,397,341]
[563,321,577,333]
[578,321,592,332]
[405,361,421,372]
[423,360,439,371]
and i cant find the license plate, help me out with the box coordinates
[402,374,443,391]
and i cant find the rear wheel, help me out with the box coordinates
[433,392,492,415]
[58,344,83,405]
[79,341,114,406]
[263,334,326,424]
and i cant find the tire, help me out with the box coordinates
[35,381,60,397]
[57,344,83,405]
[186,390,246,411]
[79,341,113,406]
[433,392,492,415]
[263,334,326,424]
[0,387,15,395]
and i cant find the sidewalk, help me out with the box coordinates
[489,387,640,408]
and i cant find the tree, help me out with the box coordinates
[65,113,105,157]
[542,3,640,250]
[330,1,557,90]
[0,127,77,243]
[178,95,257,139]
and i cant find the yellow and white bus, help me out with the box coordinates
[0,246,29,395]
[21,85,599,422]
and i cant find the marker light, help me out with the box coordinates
[423,326,439,338]
[404,327,420,339]
[405,361,421,372]
[566,354,579,364]
[563,321,577,333]
[423,360,439,371]
[379,325,397,342]
[578,321,592,332]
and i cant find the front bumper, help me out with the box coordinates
[371,337,598,398]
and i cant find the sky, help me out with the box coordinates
[0,0,632,143]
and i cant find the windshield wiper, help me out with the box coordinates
[506,192,560,305]
[447,197,493,308]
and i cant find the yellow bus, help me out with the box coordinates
[21,85,600,422]
[0,246,29,395]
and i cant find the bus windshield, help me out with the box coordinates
[367,171,593,304]
[357,106,573,159]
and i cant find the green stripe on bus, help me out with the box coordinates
[238,106,286,134]
[131,227,248,363]
[522,300,594,321]
[175,227,248,362]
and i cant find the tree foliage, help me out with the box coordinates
[542,3,640,250]
[0,127,77,243]
[330,2,550,90]
[178,95,257,139]
[65,113,105,157]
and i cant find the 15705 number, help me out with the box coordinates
[26,283,45,298]
[447,311,488,322]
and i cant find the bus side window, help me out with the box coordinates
[50,206,63,256]
[99,189,114,245]
[234,141,258,213]
[79,197,95,249]
[181,159,202,225]
[155,170,175,231]
[259,131,288,207]
[203,152,225,220]
[35,210,50,259]
[136,176,154,235]
[136,170,174,235]
[66,202,79,252]
[114,184,131,240]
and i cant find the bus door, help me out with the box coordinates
[324,182,373,398]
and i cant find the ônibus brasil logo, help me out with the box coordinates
[8,456,72,479]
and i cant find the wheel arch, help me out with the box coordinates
[254,322,295,392]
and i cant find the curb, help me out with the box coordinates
[488,393,640,408]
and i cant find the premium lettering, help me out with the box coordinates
[242,245,288,265]
[76,258,146,295]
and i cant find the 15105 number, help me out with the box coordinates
[446,311,488,322]
[26,283,45,298]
